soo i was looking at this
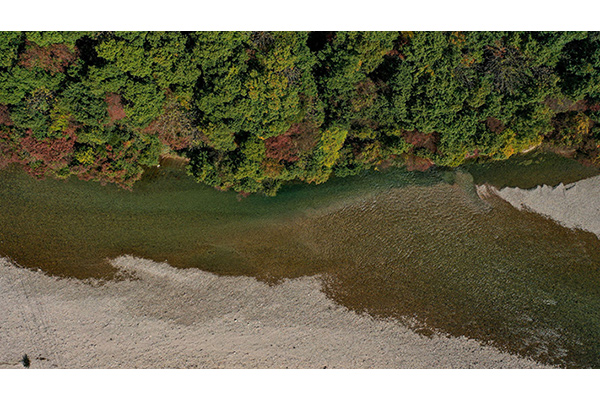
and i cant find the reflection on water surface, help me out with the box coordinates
[1,151,600,367]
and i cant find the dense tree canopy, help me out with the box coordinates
[1,31,600,194]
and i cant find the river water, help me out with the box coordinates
[1,151,600,368]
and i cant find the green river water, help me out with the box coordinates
[1,151,600,368]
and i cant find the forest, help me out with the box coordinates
[1,31,599,195]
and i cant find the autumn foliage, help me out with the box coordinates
[105,93,126,122]
[265,121,319,162]
[0,104,12,126]
[0,128,76,175]
[18,40,78,74]
[402,130,439,154]
[1,31,600,195]
[143,99,194,150]
[485,117,506,134]
[405,153,435,172]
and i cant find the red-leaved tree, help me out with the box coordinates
[105,93,127,122]
[0,104,13,126]
[264,120,319,162]
[143,97,195,150]
[402,130,439,154]
[18,41,78,75]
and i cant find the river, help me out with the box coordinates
[1,151,599,367]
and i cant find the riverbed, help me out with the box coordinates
[1,151,599,368]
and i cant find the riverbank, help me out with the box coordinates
[0,255,544,369]
[478,175,600,239]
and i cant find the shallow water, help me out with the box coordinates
[1,152,600,367]
[463,150,600,189]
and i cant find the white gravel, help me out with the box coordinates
[0,255,544,369]
[479,175,600,238]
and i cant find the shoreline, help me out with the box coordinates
[0,255,544,369]
[478,175,600,239]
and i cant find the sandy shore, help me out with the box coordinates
[479,175,600,238]
[0,255,544,369]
